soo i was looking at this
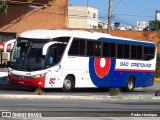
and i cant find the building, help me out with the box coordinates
[0,0,68,35]
[136,21,149,31]
[68,6,98,29]
[156,10,160,20]
[0,0,68,65]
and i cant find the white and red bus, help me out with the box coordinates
[5,29,157,92]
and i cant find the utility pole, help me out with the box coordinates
[107,0,112,34]
[87,0,90,7]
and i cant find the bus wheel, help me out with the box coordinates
[126,77,135,92]
[62,76,74,92]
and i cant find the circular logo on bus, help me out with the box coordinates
[89,57,115,87]
[94,58,111,78]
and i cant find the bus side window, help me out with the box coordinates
[143,46,155,60]
[110,42,116,57]
[103,42,109,57]
[137,45,143,60]
[79,40,85,56]
[131,45,137,59]
[68,39,79,55]
[117,44,124,58]
[87,40,94,56]
[94,41,102,56]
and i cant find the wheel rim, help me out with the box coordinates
[128,80,133,90]
[64,79,71,89]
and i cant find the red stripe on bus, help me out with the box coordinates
[115,69,155,72]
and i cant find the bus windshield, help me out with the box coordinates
[9,37,70,71]
[10,38,50,71]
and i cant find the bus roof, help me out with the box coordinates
[18,29,156,46]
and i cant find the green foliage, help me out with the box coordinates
[148,20,160,31]
[109,88,120,96]
[0,1,8,15]
[34,88,43,95]
[155,20,160,31]
[98,24,103,29]
[156,52,160,75]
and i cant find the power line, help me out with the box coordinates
[112,0,122,12]
[124,0,154,19]
[114,14,154,18]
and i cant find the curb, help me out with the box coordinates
[0,94,160,100]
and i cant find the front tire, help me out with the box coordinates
[62,76,74,92]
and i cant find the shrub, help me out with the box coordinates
[109,88,120,96]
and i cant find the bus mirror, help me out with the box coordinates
[42,41,57,55]
[4,39,16,53]
[42,41,65,55]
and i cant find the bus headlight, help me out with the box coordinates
[32,72,47,78]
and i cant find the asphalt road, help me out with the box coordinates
[0,96,160,117]
[1,72,160,119]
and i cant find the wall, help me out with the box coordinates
[0,0,68,35]
[68,6,98,29]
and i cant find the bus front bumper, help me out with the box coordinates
[8,74,45,88]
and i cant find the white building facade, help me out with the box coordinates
[136,21,149,31]
[68,6,98,29]
[156,10,160,20]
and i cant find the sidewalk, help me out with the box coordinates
[0,93,160,100]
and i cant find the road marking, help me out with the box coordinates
[18,104,77,106]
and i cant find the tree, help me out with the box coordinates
[147,20,160,31]
[0,1,8,15]
[98,24,103,29]
[156,52,160,75]
[155,20,160,31]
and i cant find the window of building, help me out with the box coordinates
[93,13,96,18]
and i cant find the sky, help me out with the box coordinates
[69,0,160,26]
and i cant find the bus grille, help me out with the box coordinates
[11,74,33,80]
